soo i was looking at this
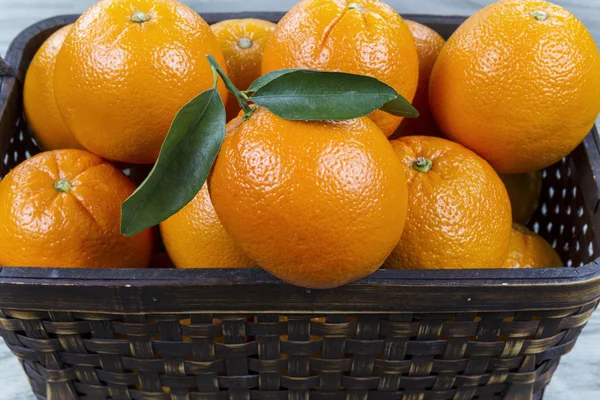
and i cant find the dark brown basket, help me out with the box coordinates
[1,12,600,400]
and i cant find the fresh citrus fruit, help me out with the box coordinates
[429,0,600,174]
[499,171,543,224]
[384,136,512,270]
[23,25,82,151]
[392,20,445,138]
[503,223,562,269]
[261,0,419,137]
[0,149,153,268]
[211,18,276,121]
[160,183,254,269]
[53,0,228,164]
[209,109,408,289]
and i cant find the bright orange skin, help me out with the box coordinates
[503,223,562,269]
[0,150,153,268]
[429,0,600,174]
[385,136,512,270]
[211,19,276,121]
[160,184,254,269]
[54,0,228,164]
[23,25,82,151]
[393,20,445,138]
[500,171,542,225]
[209,109,408,289]
[261,0,419,137]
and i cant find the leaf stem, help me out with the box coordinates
[211,64,219,89]
[206,55,254,118]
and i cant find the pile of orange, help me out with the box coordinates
[2,0,598,287]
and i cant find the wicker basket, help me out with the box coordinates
[1,12,600,400]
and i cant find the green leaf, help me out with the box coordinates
[250,70,398,121]
[380,95,419,118]
[121,88,226,236]
[246,69,304,93]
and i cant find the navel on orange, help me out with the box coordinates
[384,136,512,270]
[209,109,408,289]
[503,223,562,269]
[393,20,445,138]
[261,0,419,137]
[429,0,600,173]
[23,24,82,151]
[160,184,254,269]
[211,19,276,121]
[0,150,153,268]
[54,0,228,164]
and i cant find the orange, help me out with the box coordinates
[429,0,600,174]
[0,149,153,268]
[384,136,512,270]
[211,19,276,121]
[160,183,254,269]
[53,0,228,164]
[261,0,419,137]
[499,171,543,224]
[392,20,445,138]
[209,109,408,289]
[23,25,82,151]
[503,223,562,269]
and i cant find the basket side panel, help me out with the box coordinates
[529,136,600,267]
[0,306,596,399]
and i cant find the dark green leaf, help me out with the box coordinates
[250,70,397,121]
[380,95,419,118]
[121,88,226,236]
[246,69,304,93]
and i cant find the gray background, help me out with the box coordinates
[0,1,599,399]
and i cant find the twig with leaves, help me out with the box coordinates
[121,54,418,236]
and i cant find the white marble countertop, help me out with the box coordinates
[0,0,599,399]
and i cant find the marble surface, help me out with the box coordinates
[0,0,599,399]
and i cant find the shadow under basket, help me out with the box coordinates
[1,12,600,400]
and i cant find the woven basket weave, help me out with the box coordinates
[1,12,600,400]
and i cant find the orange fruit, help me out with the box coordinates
[429,0,600,174]
[261,0,419,137]
[392,20,445,138]
[53,0,228,164]
[23,24,82,151]
[503,223,562,269]
[384,136,512,270]
[209,109,408,289]
[160,183,254,269]
[499,171,543,224]
[211,19,276,121]
[0,149,153,268]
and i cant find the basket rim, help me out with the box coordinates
[1,13,600,314]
